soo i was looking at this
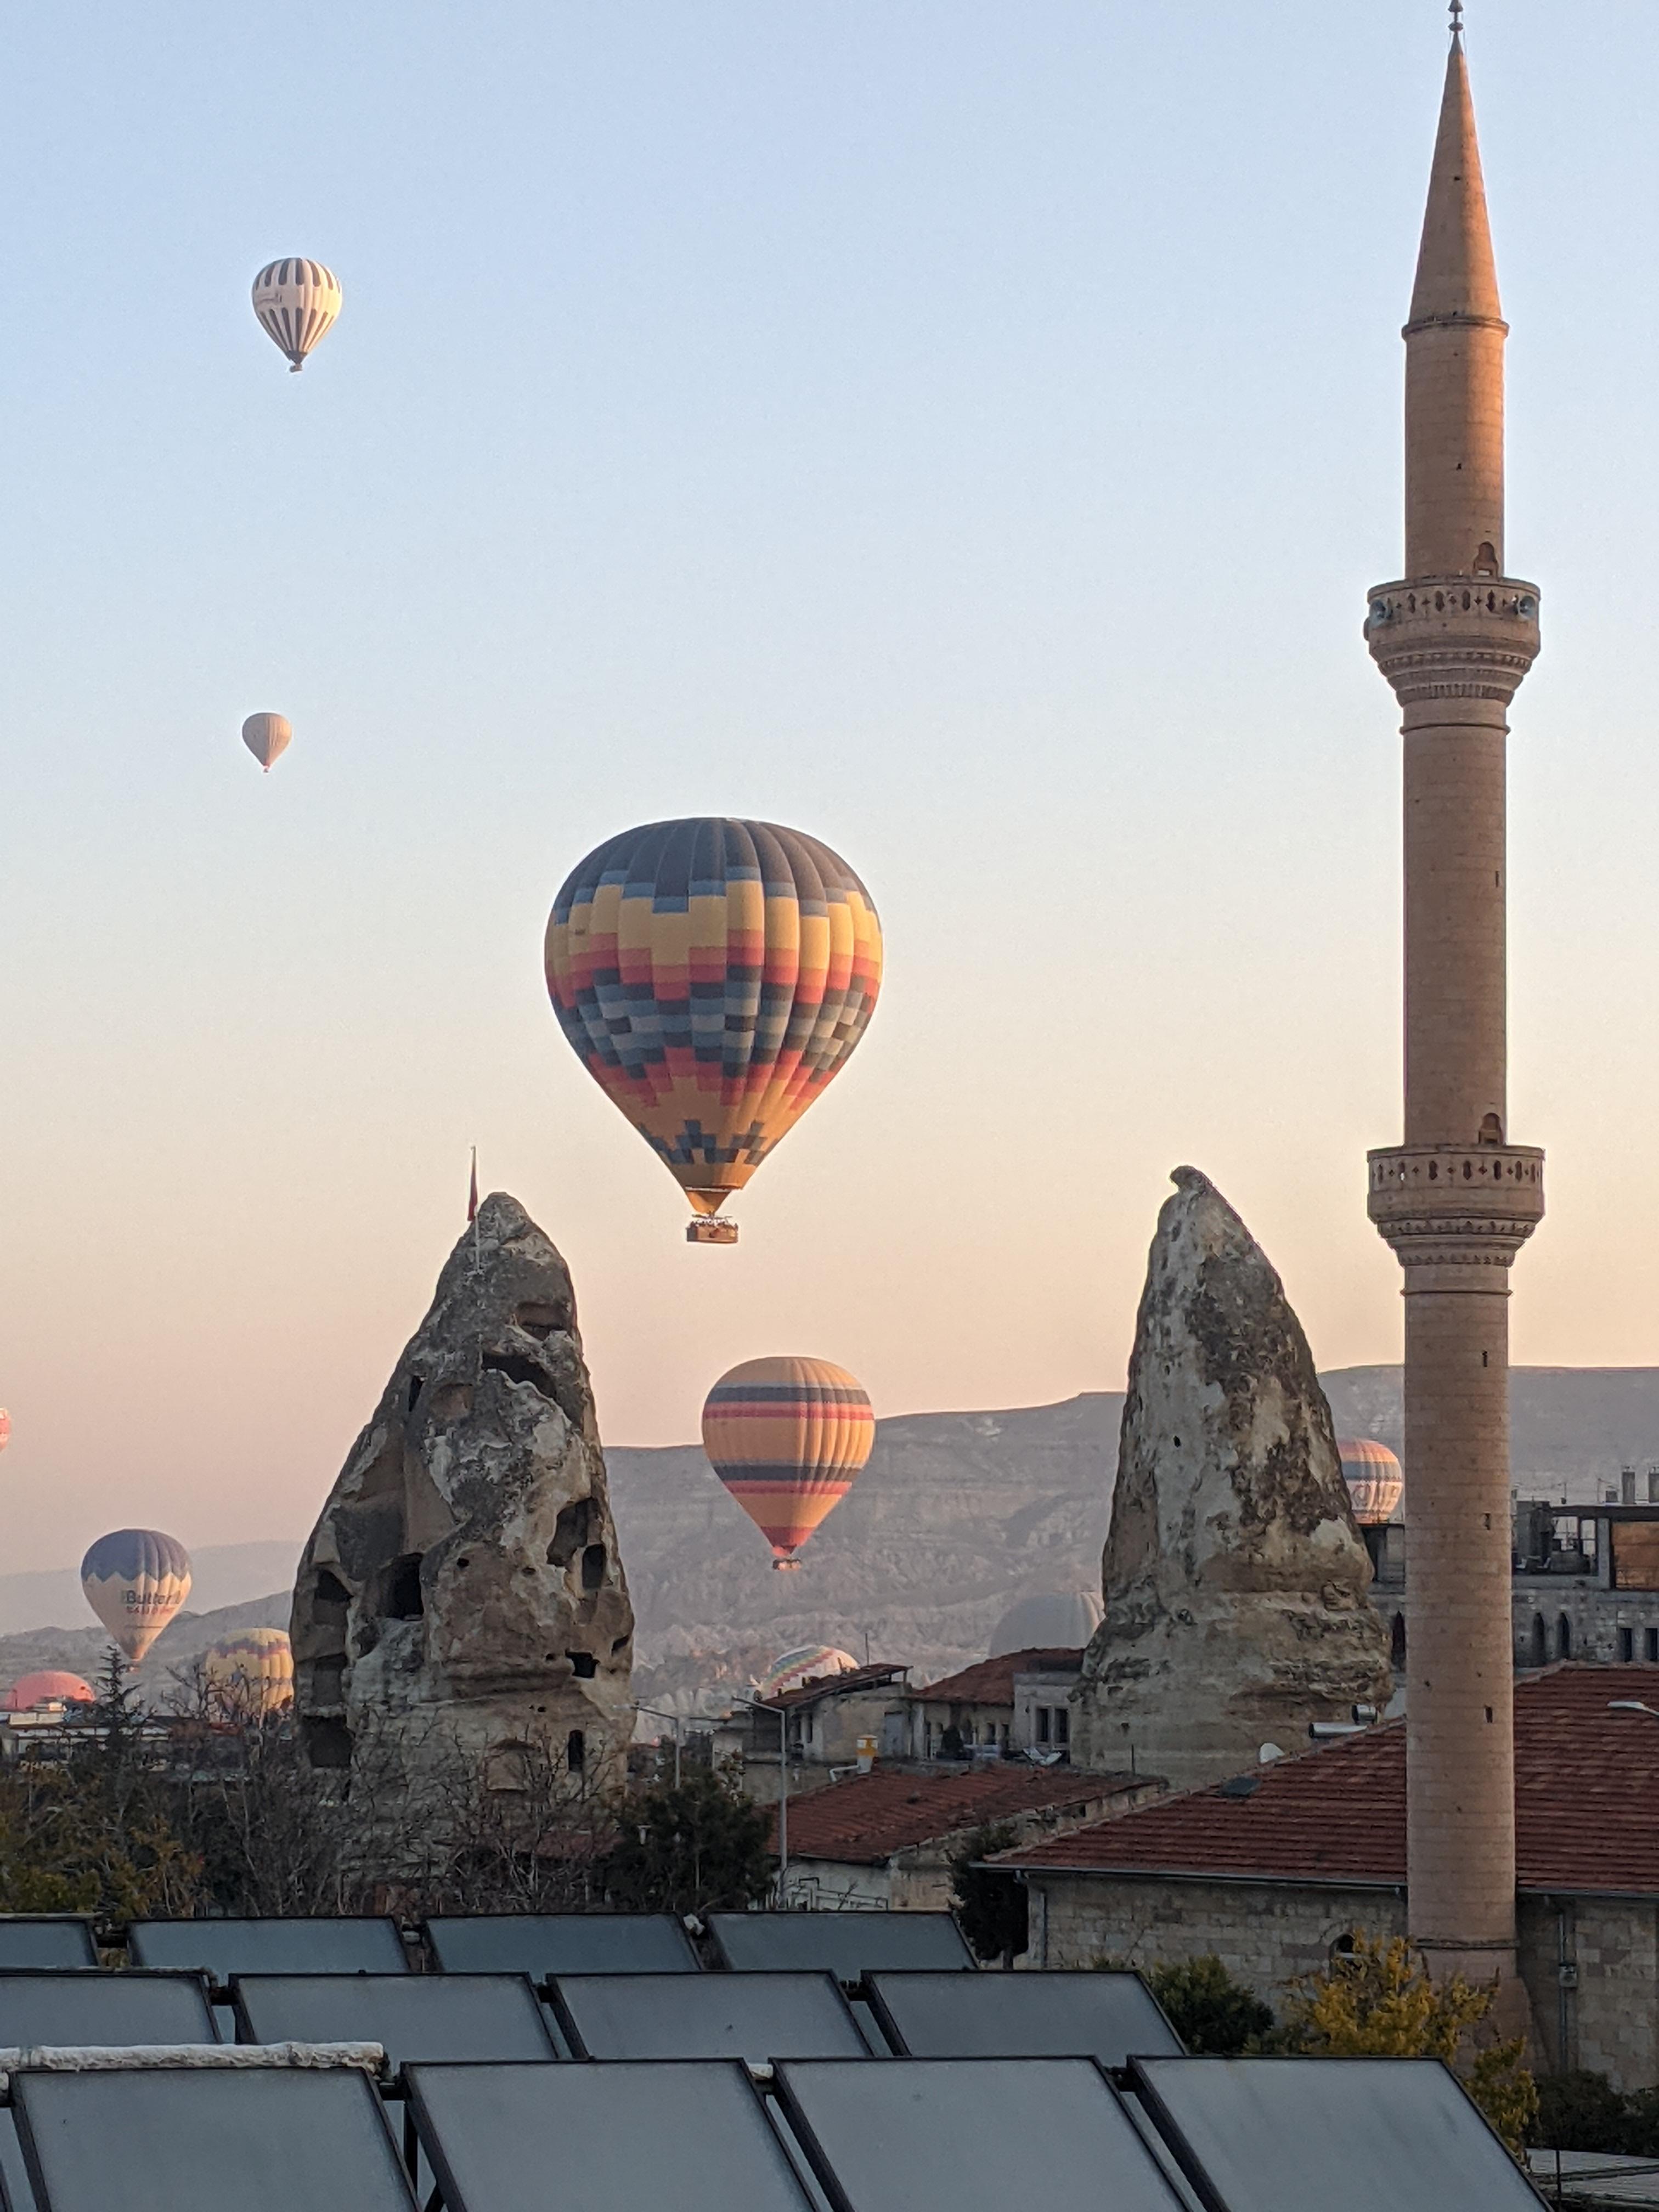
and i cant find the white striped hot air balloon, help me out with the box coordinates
[251,257,342,372]
[1338,1438,1404,1527]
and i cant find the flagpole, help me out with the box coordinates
[469,1146,481,1274]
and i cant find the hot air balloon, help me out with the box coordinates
[546,819,882,1244]
[1338,1438,1404,1527]
[251,258,342,371]
[2,1672,93,1712]
[702,1357,874,1570]
[0,1409,9,1455]
[80,1530,191,1663]
[241,713,292,772]
[755,1646,859,1699]
[203,1628,293,1720]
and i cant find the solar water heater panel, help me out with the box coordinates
[706,1911,973,1976]
[127,1916,407,1979]
[550,1970,868,2061]
[0,1972,217,2049]
[1130,2055,1547,2212]
[232,1972,556,2069]
[405,2058,814,2212]
[0,1925,95,1972]
[11,2064,414,2212]
[867,1968,1182,2064]
[424,1912,698,1976]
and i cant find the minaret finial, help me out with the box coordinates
[1449,0,1464,42]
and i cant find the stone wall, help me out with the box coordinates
[1029,1870,1659,2092]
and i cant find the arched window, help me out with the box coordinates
[1557,1613,1572,1661]
[1390,1613,1407,1669]
[1530,1615,1547,1668]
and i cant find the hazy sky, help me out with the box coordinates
[3,2,1657,1572]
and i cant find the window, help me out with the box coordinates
[1529,1615,1547,1668]
[1620,1626,1635,1663]
[1647,1628,1658,1664]
[1557,1614,1572,1661]
[1390,1612,1407,1668]
[1035,1708,1051,1746]
[1054,1706,1070,1748]
[385,1554,424,1621]
[566,1729,585,1774]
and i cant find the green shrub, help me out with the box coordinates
[1146,1955,1274,2055]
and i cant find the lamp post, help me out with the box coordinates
[633,1702,684,1790]
[737,1694,788,1893]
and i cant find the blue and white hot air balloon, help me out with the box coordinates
[80,1530,192,1663]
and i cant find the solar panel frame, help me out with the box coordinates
[126,1916,408,1982]
[423,1911,699,1977]
[705,1911,975,1977]
[548,1969,870,2062]
[0,1970,218,2049]
[229,1972,558,2071]
[865,1968,1184,2065]
[404,2057,818,2212]
[1128,2055,1551,2212]
[10,2063,416,2212]
[774,2055,1187,2212]
[0,1923,97,1972]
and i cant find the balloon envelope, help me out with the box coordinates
[702,1356,874,1567]
[251,257,341,370]
[241,713,292,771]
[755,1645,859,1699]
[0,1409,9,1455]
[203,1628,293,1720]
[546,819,881,1221]
[3,1672,93,1712]
[80,1530,191,1663]
[1338,1437,1404,1527]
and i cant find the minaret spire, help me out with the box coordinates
[1363,21,1544,2040]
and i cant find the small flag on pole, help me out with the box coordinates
[468,1147,479,1223]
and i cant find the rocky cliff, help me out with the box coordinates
[1070,1169,1392,1786]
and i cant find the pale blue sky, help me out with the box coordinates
[2,3,1657,1570]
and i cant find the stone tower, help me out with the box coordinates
[1363,14,1543,2013]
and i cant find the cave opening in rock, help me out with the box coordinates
[386,1553,425,1620]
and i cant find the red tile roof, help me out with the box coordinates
[776,1763,1141,1865]
[1000,1666,1659,1897]
[756,1663,908,1713]
[910,1649,1084,1706]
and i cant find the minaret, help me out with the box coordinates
[1364,8,1543,2019]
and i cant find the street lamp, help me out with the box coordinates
[736,1694,788,1892]
[633,1702,684,1790]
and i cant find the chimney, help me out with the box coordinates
[1623,1468,1638,1506]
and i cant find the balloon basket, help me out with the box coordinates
[771,1558,802,1572]
[686,1217,738,1246]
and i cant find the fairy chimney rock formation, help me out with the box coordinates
[291,1193,633,1793]
[1072,1168,1391,1788]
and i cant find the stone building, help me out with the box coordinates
[290,1194,634,1824]
[1360,10,1544,2022]
[733,1662,910,1805]
[904,1649,1085,1764]
[775,1762,1156,1914]
[1003,1667,1659,2091]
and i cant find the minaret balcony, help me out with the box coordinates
[1367,1142,1544,1266]
[1364,576,1541,707]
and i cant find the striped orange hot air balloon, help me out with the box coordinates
[1338,1437,1404,1527]
[702,1357,874,1570]
[546,819,882,1243]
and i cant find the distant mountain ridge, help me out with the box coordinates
[5,1370,1655,1708]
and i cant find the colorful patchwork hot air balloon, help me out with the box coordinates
[204,1627,294,1720]
[0,1409,9,1455]
[546,819,882,1243]
[702,1357,874,1569]
[251,258,342,371]
[80,1530,192,1663]
[241,713,292,772]
[1338,1438,1404,1527]
[755,1646,859,1699]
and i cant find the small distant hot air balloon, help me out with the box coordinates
[251,258,342,372]
[241,713,292,772]
[203,1628,293,1720]
[755,1646,859,1699]
[1338,1438,1405,1527]
[2,1672,93,1712]
[80,1530,191,1663]
[702,1357,874,1570]
[546,819,882,1244]
[0,1409,9,1456]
